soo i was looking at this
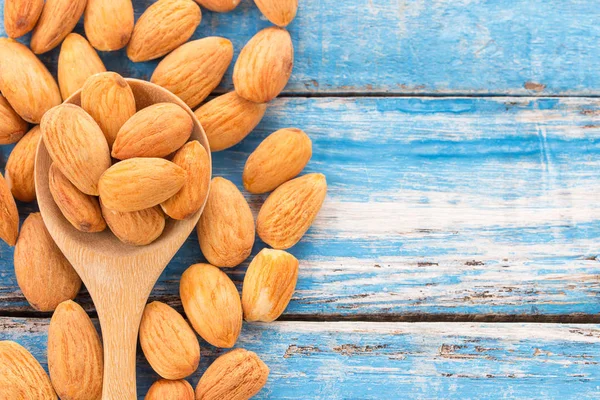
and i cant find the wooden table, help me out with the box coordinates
[2,1,600,398]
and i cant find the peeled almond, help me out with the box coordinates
[101,203,166,246]
[5,126,41,202]
[0,172,19,246]
[4,0,44,38]
[0,341,57,399]
[58,33,107,100]
[145,379,194,400]
[30,0,87,54]
[84,0,134,51]
[0,94,28,144]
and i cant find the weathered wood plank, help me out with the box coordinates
[2,0,600,95]
[2,318,600,399]
[2,96,600,317]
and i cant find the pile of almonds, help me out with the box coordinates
[0,0,326,399]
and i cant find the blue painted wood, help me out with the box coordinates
[2,0,600,95]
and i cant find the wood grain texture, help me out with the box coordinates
[2,318,600,399]
[3,96,600,317]
[2,0,600,95]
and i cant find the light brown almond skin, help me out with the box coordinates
[257,173,327,249]
[243,128,312,194]
[5,126,41,202]
[101,202,166,246]
[81,72,136,148]
[0,94,28,145]
[146,379,195,400]
[41,104,111,196]
[0,172,19,247]
[30,0,87,54]
[0,39,61,123]
[4,0,44,38]
[151,37,233,109]
[242,248,298,322]
[233,27,294,104]
[194,92,267,152]
[48,300,103,400]
[161,141,210,220]
[140,301,200,380]
[14,213,82,311]
[99,158,186,212]
[112,103,193,159]
[193,0,239,12]
[195,348,269,400]
[254,0,298,27]
[0,341,57,399]
[180,263,242,348]
[58,33,107,100]
[127,0,202,62]
[84,0,134,51]
[197,177,254,267]
[49,164,106,233]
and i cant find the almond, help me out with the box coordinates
[195,348,269,400]
[101,203,166,246]
[197,177,254,267]
[81,72,136,148]
[146,379,194,400]
[194,91,266,152]
[14,213,81,311]
[233,27,293,103]
[4,0,44,38]
[112,103,192,159]
[49,164,106,233]
[193,0,240,12]
[0,94,28,144]
[127,0,202,62]
[140,301,200,380]
[151,37,233,109]
[161,141,210,220]
[58,33,107,100]
[180,263,242,348]
[242,249,298,322]
[99,158,186,212]
[243,128,312,194]
[254,0,298,27]
[30,0,87,54]
[41,104,111,196]
[48,300,103,400]
[0,341,57,399]
[5,126,42,202]
[84,0,134,51]
[0,172,19,246]
[0,39,61,123]
[257,173,327,249]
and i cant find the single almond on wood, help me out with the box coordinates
[197,177,254,267]
[0,39,61,123]
[101,202,166,246]
[193,0,240,12]
[30,0,87,54]
[140,301,200,380]
[58,33,107,100]
[151,37,233,109]
[195,348,269,400]
[14,213,81,311]
[161,141,210,220]
[127,0,202,62]
[146,379,195,400]
[243,128,312,194]
[194,91,266,152]
[180,263,242,348]
[99,158,186,212]
[5,126,42,202]
[0,341,57,399]
[233,27,294,103]
[242,248,298,322]
[257,173,327,249]
[49,164,106,233]
[0,172,19,247]
[84,0,134,51]
[4,0,44,38]
[254,0,298,27]
[0,94,28,145]
[41,104,111,196]
[112,103,192,159]
[81,72,136,148]
[48,300,103,400]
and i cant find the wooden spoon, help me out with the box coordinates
[35,79,211,399]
